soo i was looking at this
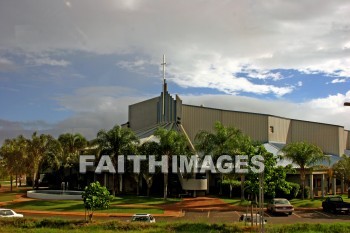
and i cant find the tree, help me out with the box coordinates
[195,122,291,200]
[281,141,326,199]
[333,155,350,187]
[244,144,292,201]
[194,121,250,196]
[58,133,87,188]
[58,133,87,168]
[26,132,62,189]
[138,141,161,196]
[222,174,241,198]
[0,136,28,190]
[154,128,190,200]
[96,125,139,195]
[195,122,248,157]
[82,181,113,222]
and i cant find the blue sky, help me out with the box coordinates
[0,0,349,142]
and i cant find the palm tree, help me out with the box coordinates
[58,133,87,188]
[0,135,28,190]
[333,155,350,191]
[281,141,326,199]
[154,128,189,200]
[26,132,62,189]
[96,124,139,195]
[58,133,87,166]
[138,141,161,196]
[194,121,250,197]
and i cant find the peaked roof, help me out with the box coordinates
[263,142,341,169]
[133,122,180,144]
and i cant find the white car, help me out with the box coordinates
[239,213,267,225]
[267,198,294,215]
[0,209,24,218]
[131,213,156,223]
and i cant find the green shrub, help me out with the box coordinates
[297,185,310,199]
[0,218,84,229]
[267,223,350,233]
[289,182,300,199]
[274,182,299,199]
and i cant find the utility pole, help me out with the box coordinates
[259,172,265,233]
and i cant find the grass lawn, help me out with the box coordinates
[3,195,180,214]
[219,197,251,206]
[289,198,323,208]
[0,189,28,202]
[5,200,164,214]
[111,195,180,205]
[290,194,350,208]
[0,192,21,202]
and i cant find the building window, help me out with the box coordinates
[269,126,274,133]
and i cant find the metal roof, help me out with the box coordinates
[263,142,341,169]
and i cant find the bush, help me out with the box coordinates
[267,223,350,233]
[273,182,299,200]
[297,185,310,199]
[288,182,300,199]
[0,218,84,229]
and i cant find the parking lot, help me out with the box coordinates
[165,209,350,224]
[24,209,350,224]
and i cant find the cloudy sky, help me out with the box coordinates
[0,0,350,142]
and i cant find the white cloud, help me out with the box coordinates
[246,70,283,81]
[165,55,293,96]
[27,57,70,67]
[116,59,156,77]
[331,78,347,83]
[0,57,16,71]
[64,0,72,8]
[0,0,349,96]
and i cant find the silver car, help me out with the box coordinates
[131,213,156,223]
[267,198,294,215]
[239,213,267,225]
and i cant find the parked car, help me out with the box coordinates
[0,209,24,218]
[267,198,294,215]
[322,196,350,214]
[239,213,267,225]
[131,213,156,223]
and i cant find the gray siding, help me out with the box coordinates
[268,116,291,143]
[129,97,158,130]
[182,105,268,143]
[290,120,342,156]
[345,130,350,150]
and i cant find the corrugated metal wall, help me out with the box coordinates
[268,116,291,143]
[182,105,345,155]
[129,97,158,130]
[222,111,268,142]
[290,120,342,156]
[182,105,268,143]
[345,130,350,150]
[128,96,348,156]
[182,105,222,142]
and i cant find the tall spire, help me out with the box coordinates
[161,54,166,86]
[161,54,167,116]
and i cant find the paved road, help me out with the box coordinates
[22,209,350,224]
